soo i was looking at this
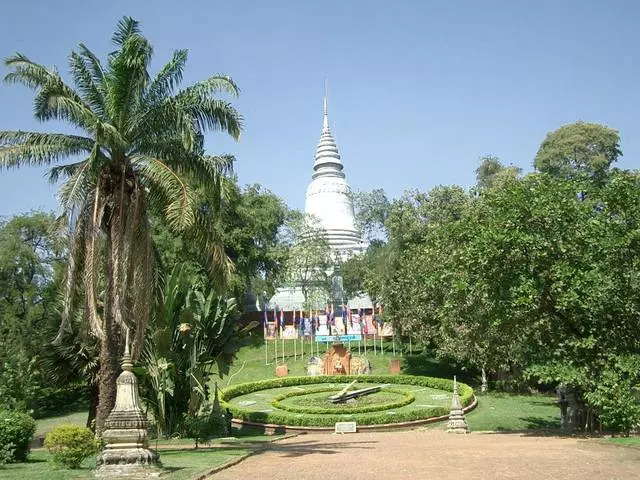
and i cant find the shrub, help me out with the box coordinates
[44,425,99,469]
[182,408,228,448]
[0,443,15,466]
[0,410,36,462]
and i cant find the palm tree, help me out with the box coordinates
[0,17,242,434]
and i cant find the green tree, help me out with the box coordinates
[352,188,390,242]
[0,17,242,433]
[0,212,64,411]
[280,212,331,310]
[534,122,622,180]
[475,155,521,190]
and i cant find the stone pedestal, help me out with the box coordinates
[446,376,469,434]
[388,359,401,374]
[96,330,160,477]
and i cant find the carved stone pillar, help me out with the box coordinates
[96,329,160,477]
[446,376,469,434]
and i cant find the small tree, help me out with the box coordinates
[280,212,331,310]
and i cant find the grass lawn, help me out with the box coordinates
[0,435,278,480]
[601,436,640,448]
[461,392,559,432]
[222,338,419,387]
[35,410,88,438]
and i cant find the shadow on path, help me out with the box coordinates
[258,439,379,459]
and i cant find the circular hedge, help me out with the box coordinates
[221,375,473,427]
[272,387,415,414]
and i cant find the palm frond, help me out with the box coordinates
[144,49,188,106]
[78,43,106,86]
[111,16,142,47]
[0,130,94,169]
[135,155,197,231]
[69,51,106,119]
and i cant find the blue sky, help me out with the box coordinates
[1,0,639,216]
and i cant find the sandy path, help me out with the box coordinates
[209,430,640,480]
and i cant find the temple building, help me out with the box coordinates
[266,94,372,313]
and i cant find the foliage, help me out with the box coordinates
[383,137,640,432]
[475,155,521,190]
[33,385,90,419]
[582,356,640,435]
[152,182,289,309]
[44,424,98,469]
[0,212,64,412]
[534,121,621,180]
[279,212,332,309]
[141,265,247,437]
[0,442,15,466]
[352,188,390,242]
[182,404,228,448]
[0,410,36,462]
[0,16,242,433]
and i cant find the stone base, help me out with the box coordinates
[97,447,160,469]
[95,465,163,479]
[447,416,469,434]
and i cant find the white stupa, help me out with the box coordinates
[265,93,371,312]
[304,96,363,257]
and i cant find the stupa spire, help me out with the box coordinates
[313,84,344,178]
[323,80,329,131]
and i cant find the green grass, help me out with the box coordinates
[460,392,559,432]
[34,411,88,438]
[0,435,277,480]
[222,337,410,387]
[602,437,640,448]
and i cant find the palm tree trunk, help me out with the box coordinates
[95,239,120,436]
[86,383,99,431]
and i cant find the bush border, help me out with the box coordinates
[221,375,473,427]
[272,386,415,414]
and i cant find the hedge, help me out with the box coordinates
[221,375,473,427]
[272,387,415,415]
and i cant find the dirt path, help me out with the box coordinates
[209,430,640,480]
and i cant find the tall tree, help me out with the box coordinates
[534,122,622,180]
[0,212,64,411]
[0,17,242,433]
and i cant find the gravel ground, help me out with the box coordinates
[209,429,640,480]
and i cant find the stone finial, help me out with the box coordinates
[446,376,469,434]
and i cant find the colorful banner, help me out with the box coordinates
[316,334,362,342]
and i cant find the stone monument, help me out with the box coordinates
[323,343,351,375]
[349,356,371,375]
[446,376,469,434]
[96,329,160,477]
[306,356,323,376]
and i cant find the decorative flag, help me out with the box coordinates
[280,307,285,332]
[263,303,268,330]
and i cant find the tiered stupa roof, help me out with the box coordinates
[304,96,363,256]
